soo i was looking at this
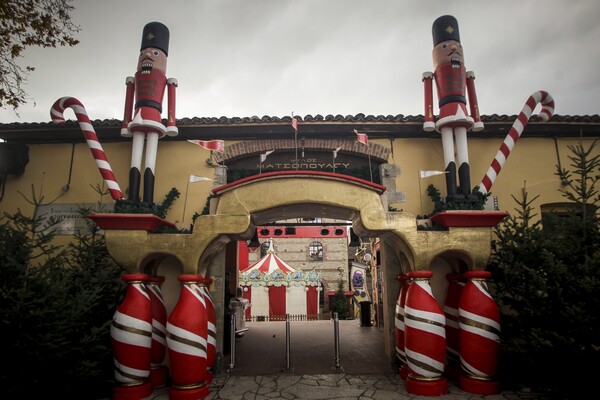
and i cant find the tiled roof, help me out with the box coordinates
[2,113,600,129]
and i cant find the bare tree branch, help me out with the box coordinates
[0,0,80,110]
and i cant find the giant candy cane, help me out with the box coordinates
[51,97,124,200]
[478,91,554,194]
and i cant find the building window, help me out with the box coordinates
[309,241,323,261]
[541,202,597,238]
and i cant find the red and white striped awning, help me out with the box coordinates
[240,239,295,274]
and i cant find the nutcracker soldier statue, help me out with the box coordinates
[422,15,483,202]
[121,21,178,204]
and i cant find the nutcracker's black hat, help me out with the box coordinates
[140,22,170,56]
[432,15,460,46]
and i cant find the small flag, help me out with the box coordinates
[354,129,368,145]
[187,139,225,153]
[333,146,343,159]
[291,117,298,135]
[419,170,446,179]
[260,149,275,163]
[189,175,212,183]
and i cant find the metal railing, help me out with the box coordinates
[229,312,344,373]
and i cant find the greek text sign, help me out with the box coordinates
[36,203,114,235]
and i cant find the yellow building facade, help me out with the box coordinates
[1,113,598,368]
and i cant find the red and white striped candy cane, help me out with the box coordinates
[479,91,554,194]
[51,97,124,200]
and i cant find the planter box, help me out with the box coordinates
[88,213,176,231]
[430,211,508,228]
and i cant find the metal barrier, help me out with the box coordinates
[285,314,291,371]
[333,312,342,370]
[228,313,236,371]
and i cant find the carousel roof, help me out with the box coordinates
[240,239,296,274]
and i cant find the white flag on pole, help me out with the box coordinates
[419,170,446,179]
[189,175,212,183]
[333,146,343,159]
[260,149,275,163]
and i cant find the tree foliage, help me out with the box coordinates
[0,0,80,109]
[488,140,600,398]
[331,279,350,319]
[0,190,123,398]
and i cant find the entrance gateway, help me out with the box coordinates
[96,170,504,397]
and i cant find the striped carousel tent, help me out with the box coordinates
[239,239,322,320]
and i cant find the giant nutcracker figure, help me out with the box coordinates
[423,15,482,202]
[121,21,178,204]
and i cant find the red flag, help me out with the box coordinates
[354,129,368,145]
[187,139,225,153]
[291,117,298,133]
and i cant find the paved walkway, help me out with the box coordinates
[146,320,551,399]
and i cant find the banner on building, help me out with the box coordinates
[350,262,371,304]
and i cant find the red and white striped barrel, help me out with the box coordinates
[404,270,448,396]
[200,277,217,382]
[166,274,209,399]
[110,273,153,400]
[443,273,465,381]
[147,275,168,388]
[459,270,501,395]
[394,274,411,379]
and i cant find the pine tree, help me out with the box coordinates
[0,185,123,398]
[332,279,350,319]
[488,140,600,398]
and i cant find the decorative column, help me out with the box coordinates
[166,274,209,400]
[443,273,465,382]
[404,270,448,396]
[200,277,217,383]
[110,273,153,400]
[147,275,168,388]
[459,270,501,395]
[394,274,411,380]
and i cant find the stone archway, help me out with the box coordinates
[100,170,500,368]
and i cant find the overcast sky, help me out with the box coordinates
[0,0,598,123]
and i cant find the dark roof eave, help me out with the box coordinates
[1,114,599,144]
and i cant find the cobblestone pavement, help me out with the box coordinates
[147,320,551,399]
[150,373,551,400]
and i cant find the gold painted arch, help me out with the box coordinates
[100,170,498,365]
[103,171,494,278]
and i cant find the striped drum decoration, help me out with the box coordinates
[147,275,168,388]
[443,273,465,381]
[166,274,209,400]
[394,274,411,380]
[110,273,153,400]
[404,270,448,396]
[200,277,217,383]
[459,270,501,395]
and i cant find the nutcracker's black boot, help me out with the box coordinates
[128,168,141,202]
[143,168,154,204]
